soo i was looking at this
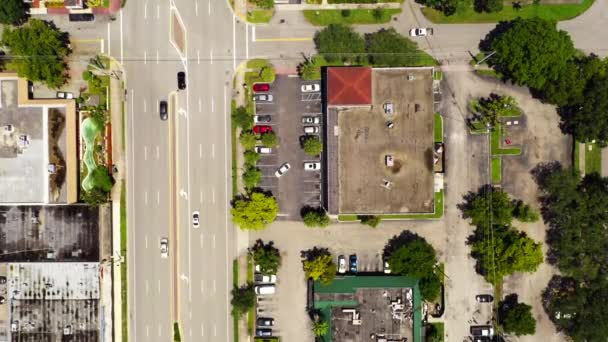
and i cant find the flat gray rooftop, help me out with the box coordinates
[0,206,100,262]
[7,263,100,342]
[0,80,45,203]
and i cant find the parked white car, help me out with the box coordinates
[255,285,276,295]
[302,116,320,124]
[409,28,433,37]
[255,273,277,284]
[304,162,321,171]
[56,91,74,99]
[304,126,320,134]
[338,255,347,274]
[255,146,272,154]
[301,83,320,93]
[274,163,291,177]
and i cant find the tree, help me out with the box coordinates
[462,186,515,229]
[0,0,29,25]
[471,225,544,284]
[1,19,71,88]
[81,187,108,206]
[470,94,520,127]
[542,55,606,107]
[261,131,279,147]
[426,324,443,342]
[512,200,539,222]
[239,132,257,150]
[230,284,255,318]
[386,234,441,300]
[359,215,381,228]
[303,253,336,285]
[366,28,430,67]
[242,166,261,191]
[251,239,282,275]
[312,320,329,337]
[303,136,323,156]
[501,301,536,336]
[302,208,331,228]
[314,24,365,63]
[243,150,260,167]
[475,0,502,12]
[231,192,278,230]
[560,75,608,144]
[232,106,252,131]
[483,18,576,90]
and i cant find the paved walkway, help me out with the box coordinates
[578,142,586,176]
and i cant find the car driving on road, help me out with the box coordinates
[159,101,168,121]
[160,238,169,258]
[409,28,433,37]
[192,211,200,228]
[177,72,186,90]
[301,83,320,93]
[275,163,291,178]
[254,94,273,102]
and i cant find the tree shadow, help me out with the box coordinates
[383,230,424,257]
[530,161,563,189]
[300,205,325,218]
[300,246,330,262]
[479,20,514,52]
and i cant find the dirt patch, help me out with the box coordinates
[171,10,186,57]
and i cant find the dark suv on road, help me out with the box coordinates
[159,101,168,121]
[177,72,186,90]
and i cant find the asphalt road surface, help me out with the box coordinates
[114,0,248,341]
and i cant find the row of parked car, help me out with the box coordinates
[337,254,392,274]
[254,265,277,338]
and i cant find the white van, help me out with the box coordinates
[255,146,272,154]
[304,126,319,134]
[255,285,276,295]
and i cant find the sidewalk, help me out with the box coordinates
[109,60,126,342]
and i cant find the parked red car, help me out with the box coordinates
[253,125,273,134]
[253,83,270,93]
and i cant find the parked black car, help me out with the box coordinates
[475,294,494,303]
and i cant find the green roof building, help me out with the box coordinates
[313,275,423,342]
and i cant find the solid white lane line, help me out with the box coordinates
[211,97,214,113]
[199,144,203,158]
[214,324,217,337]
[252,26,256,42]
[208,0,211,14]
[195,0,198,16]
[197,50,200,64]
[156,145,159,159]
[143,99,147,112]
[210,50,213,65]
[144,191,148,204]
[211,144,215,159]
[157,191,160,205]
[145,235,148,248]
[146,325,150,338]
[107,23,111,55]
[144,146,148,160]
[144,51,147,64]
[201,325,205,337]
[232,15,236,70]
[224,85,231,342]
[144,1,147,19]
[157,4,160,19]
[120,8,124,64]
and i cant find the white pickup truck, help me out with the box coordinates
[409,28,434,37]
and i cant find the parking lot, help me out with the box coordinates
[254,75,323,219]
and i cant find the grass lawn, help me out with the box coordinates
[422,0,593,23]
[573,140,581,173]
[434,112,443,143]
[303,9,401,25]
[429,322,445,342]
[585,142,602,175]
[245,59,276,87]
[232,259,239,342]
[491,157,502,184]
[247,10,274,23]
[491,125,521,156]
[120,181,128,342]
[339,190,444,221]
[469,120,489,134]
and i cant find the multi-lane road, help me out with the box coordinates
[117,0,249,341]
